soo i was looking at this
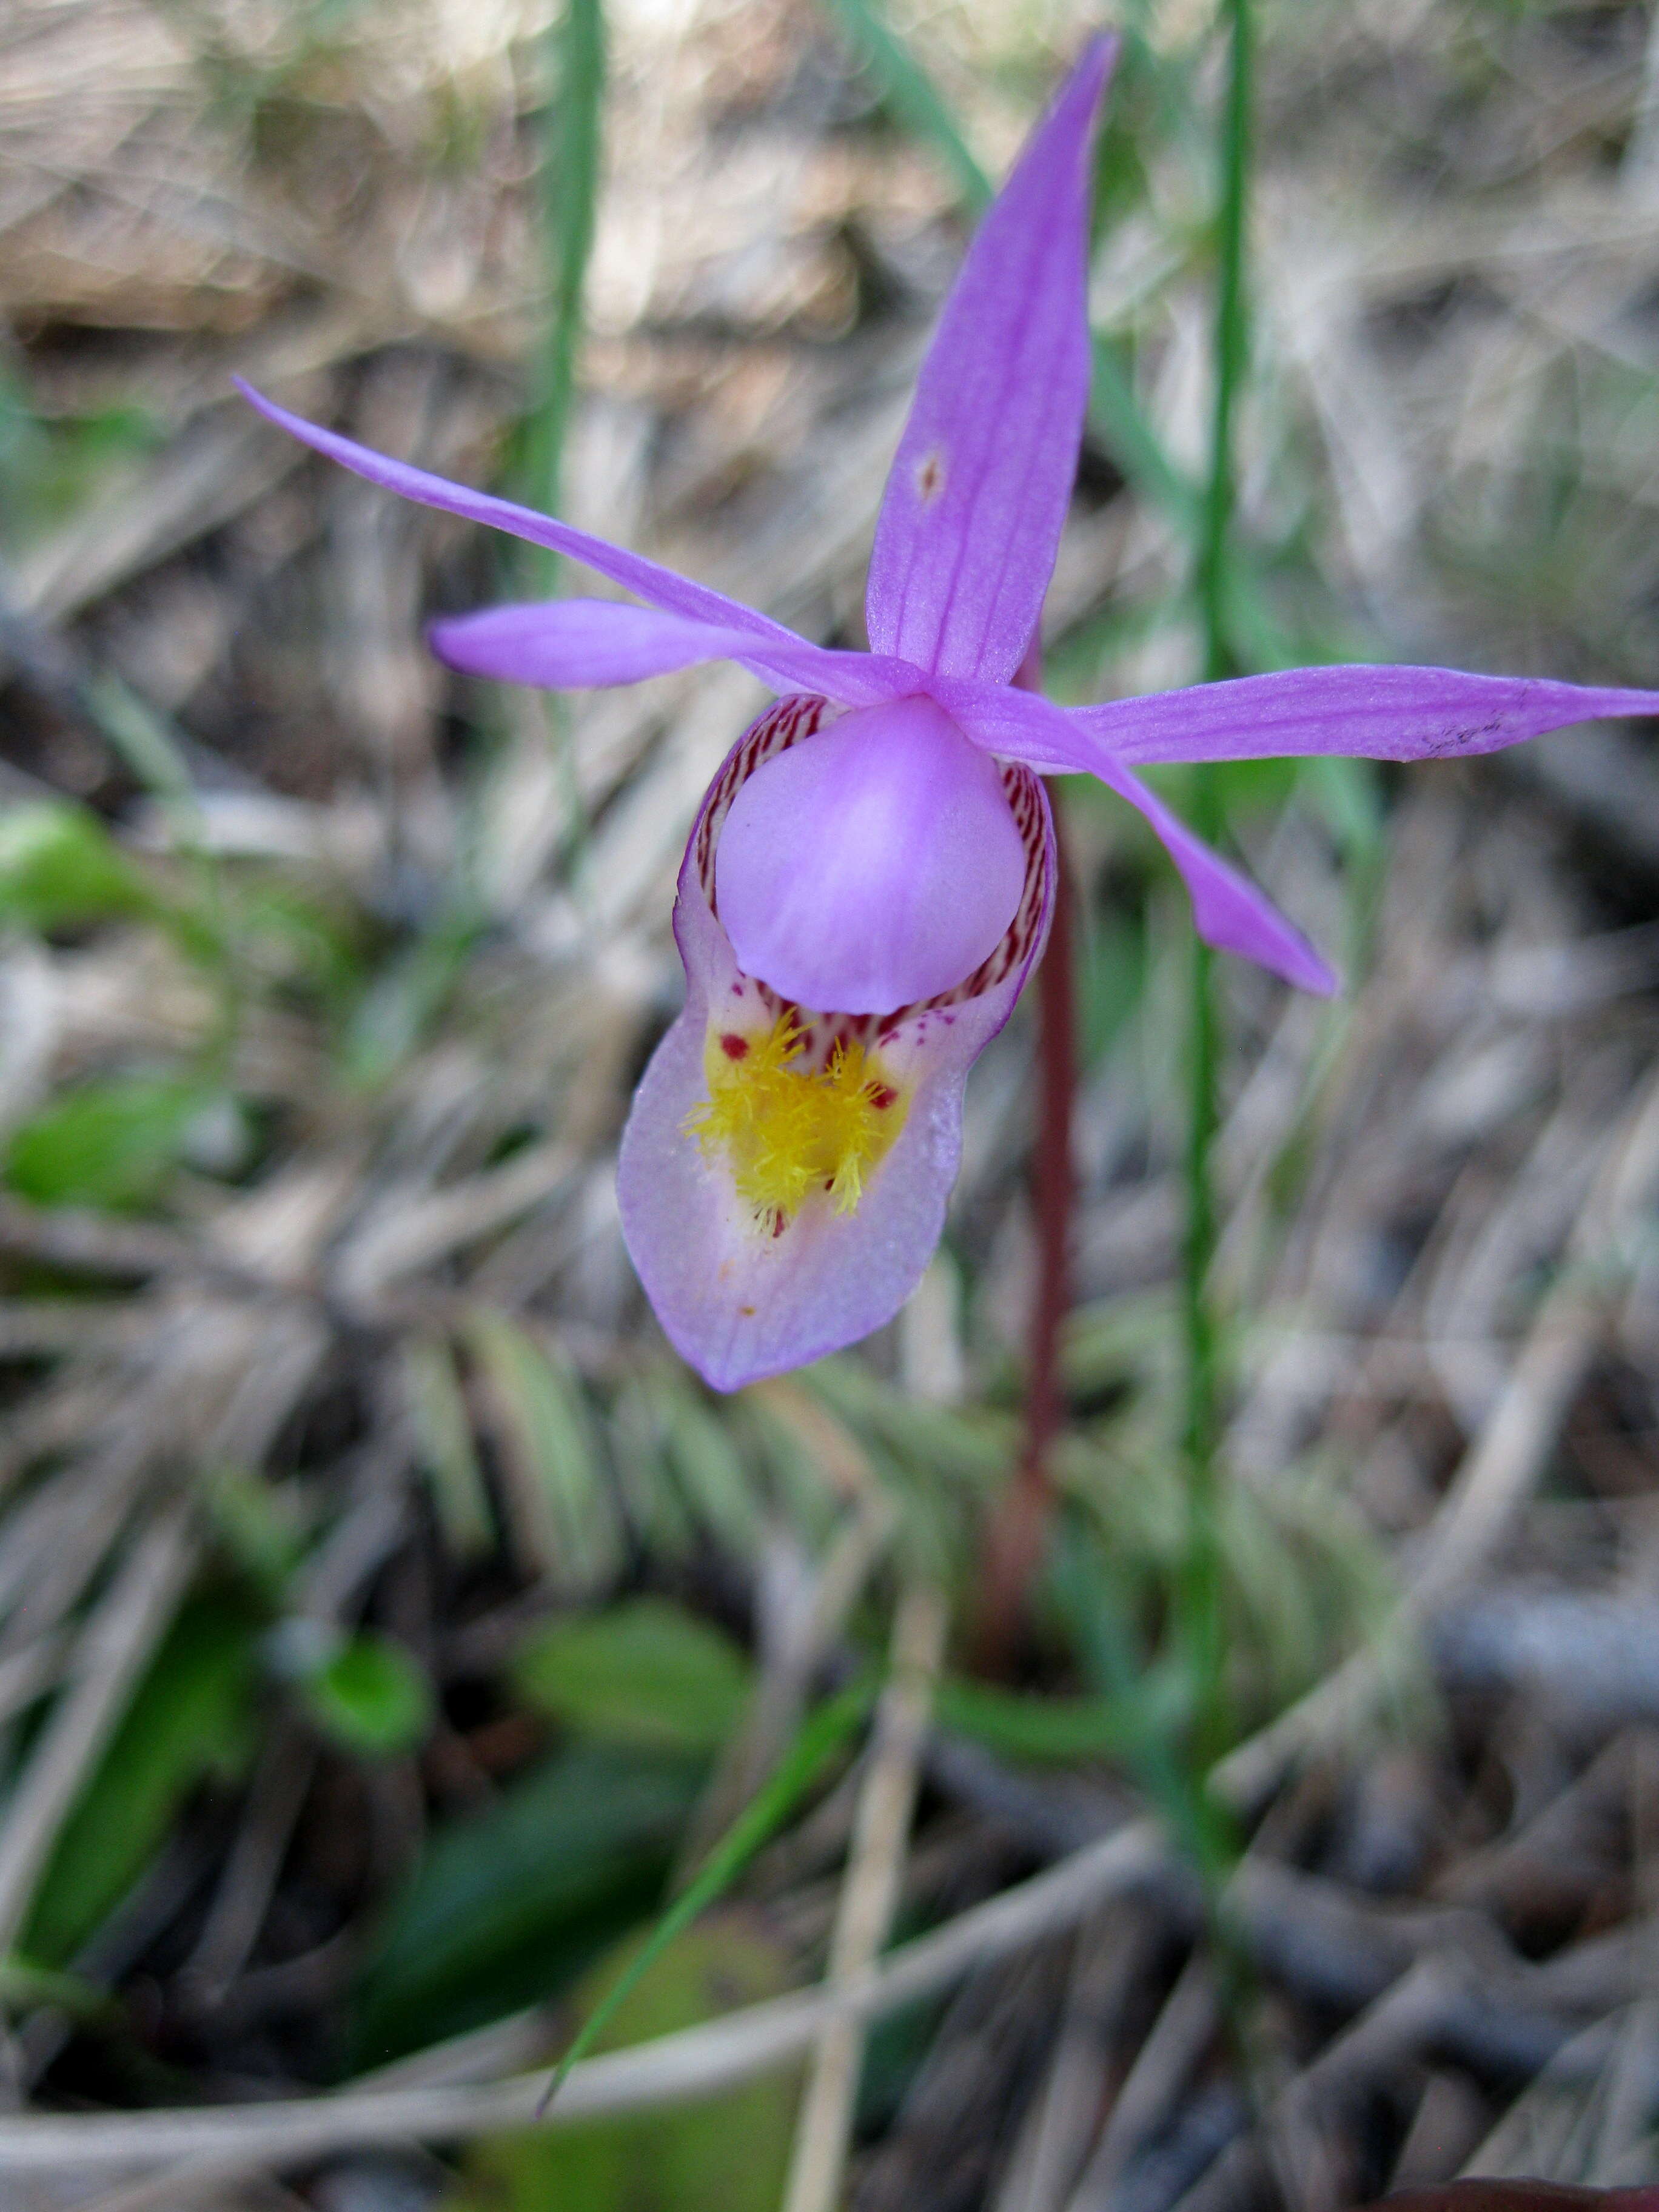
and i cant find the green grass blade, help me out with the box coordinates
[1176,0,1255,1800]
[1088,340,1198,530]
[540,1677,874,2110]
[81,672,196,812]
[821,0,990,212]
[520,0,607,591]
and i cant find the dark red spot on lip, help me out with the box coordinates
[868,1084,897,1110]
[916,448,947,505]
[771,1211,788,1239]
[720,1033,749,1059]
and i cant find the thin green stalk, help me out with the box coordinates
[540,1679,874,2112]
[517,0,606,870]
[821,0,989,214]
[1180,928,1224,1769]
[1196,0,1251,692]
[82,670,243,1075]
[1178,30,1308,2160]
[1180,0,1252,1782]
[521,0,606,594]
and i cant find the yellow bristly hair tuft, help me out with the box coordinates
[686,1011,906,1225]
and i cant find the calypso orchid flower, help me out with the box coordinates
[238,36,1659,1392]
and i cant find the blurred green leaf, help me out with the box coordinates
[234,880,365,1012]
[1049,1522,1227,1879]
[204,1464,311,1603]
[344,911,483,1084]
[0,371,162,549]
[24,1598,258,1966]
[0,1958,115,2022]
[82,672,196,811]
[354,1743,704,2063]
[642,1365,763,1555]
[1062,1290,1180,1412]
[4,1077,224,1212]
[1301,752,1384,860]
[513,1598,750,1755]
[1089,30,1156,233]
[404,1336,495,1561]
[469,1312,619,1590]
[805,1358,1011,1490]
[300,1632,433,1758]
[606,1378,697,1558]
[1071,895,1144,1072]
[0,790,220,970]
[936,1674,1182,1764]
[444,1919,797,2212]
[0,803,151,934]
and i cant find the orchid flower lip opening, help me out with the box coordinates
[234,30,1659,1390]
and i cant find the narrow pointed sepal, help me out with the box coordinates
[618,695,1054,1390]
[235,380,808,651]
[863,39,1116,684]
[1066,663,1659,765]
[430,599,921,706]
[939,674,1338,996]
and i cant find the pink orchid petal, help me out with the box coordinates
[713,696,1027,1014]
[1067,662,1659,764]
[235,380,805,649]
[429,598,920,706]
[863,39,1116,685]
[620,997,991,1390]
[939,675,1338,996]
[618,695,1054,1390]
[928,673,1083,770]
[1094,757,1338,996]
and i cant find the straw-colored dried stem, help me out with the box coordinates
[0,1819,1167,2174]
[782,1578,948,2212]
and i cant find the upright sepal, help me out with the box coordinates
[863,39,1116,685]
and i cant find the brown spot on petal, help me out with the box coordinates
[915,448,947,506]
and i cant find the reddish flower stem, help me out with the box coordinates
[976,657,1075,1671]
